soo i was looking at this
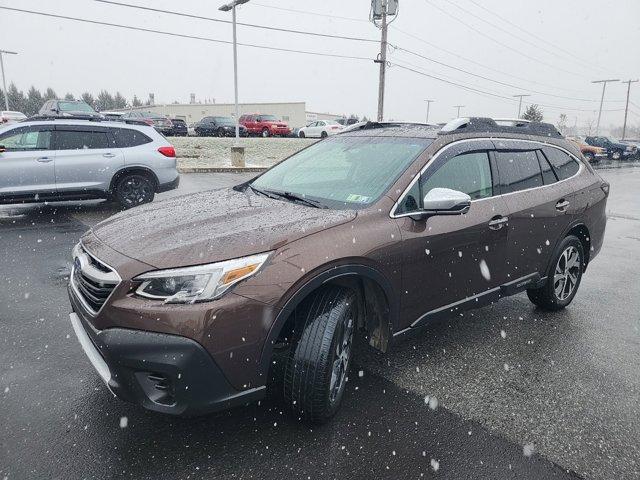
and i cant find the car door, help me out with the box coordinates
[53,126,124,194]
[313,121,326,137]
[305,122,318,137]
[394,140,510,328]
[491,140,574,280]
[0,124,56,199]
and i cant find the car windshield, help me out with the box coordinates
[213,117,234,125]
[258,115,279,121]
[58,101,95,113]
[250,135,432,209]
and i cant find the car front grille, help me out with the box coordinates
[71,244,120,314]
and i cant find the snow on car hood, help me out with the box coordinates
[89,188,355,269]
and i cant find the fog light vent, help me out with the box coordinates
[135,371,176,406]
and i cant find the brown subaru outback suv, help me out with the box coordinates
[68,118,608,423]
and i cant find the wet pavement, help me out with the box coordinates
[1,168,638,479]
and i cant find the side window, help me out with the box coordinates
[537,151,558,185]
[0,127,52,151]
[543,148,580,180]
[55,130,110,150]
[421,151,493,200]
[494,150,543,194]
[112,128,152,148]
[396,151,492,215]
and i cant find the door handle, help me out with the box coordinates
[103,153,116,158]
[556,199,570,211]
[488,216,509,230]
[36,156,53,163]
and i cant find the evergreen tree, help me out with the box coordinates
[7,83,27,113]
[81,92,95,108]
[522,104,544,122]
[43,87,57,101]
[64,93,75,100]
[113,92,127,109]
[26,86,44,116]
[95,90,115,111]
[131,95,143,107]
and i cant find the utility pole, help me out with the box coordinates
[453,105,465,117]
[592,79,619,135]
[371,0,398,122]
[513,94,531,118]
[621,79,638,140]
[219,0,249,143]
[0,50,18,111]
[424,99,434,124]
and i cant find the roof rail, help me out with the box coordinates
[340,120,436,133]
[22,115,149,126]
[439,117,562,137]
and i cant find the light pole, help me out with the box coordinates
[219,0,249,142]
[621,79,638,140]
[453,105,465,118]
[513,94,531,118]
[424,99,434,124]
[591,79,619,135]
[0,50,18,111]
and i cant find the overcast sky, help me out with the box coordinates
[1,0,639,128]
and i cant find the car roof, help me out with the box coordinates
[8,118,155,129]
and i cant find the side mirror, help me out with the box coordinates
[422,188,471,215]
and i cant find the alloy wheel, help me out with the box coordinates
[553,246,581,301]
[329,312,354,403]
[119,176,152,206]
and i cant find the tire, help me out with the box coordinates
[320,131,328,139]
[261,128,270,138]
[527,235,584,311]
[217,127,226,137]
[284,285,357,424]
[610,150,622,160]
[299,131,306,138]
[113,173,155,209]
[583,152,595,163]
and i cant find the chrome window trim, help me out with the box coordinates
[70,242,122,317]
[389,137,584,219]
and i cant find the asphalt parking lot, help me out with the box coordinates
[1,167,638,480]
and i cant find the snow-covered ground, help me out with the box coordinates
[171,136,317,169]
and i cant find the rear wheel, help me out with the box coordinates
[217,127,226,137]
[583,151,595,163]
[113,173,155,209]
[320,131,328,139]
[610,150,622,160]
[284,286,357,424]
[527,235,584,311]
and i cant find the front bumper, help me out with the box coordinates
[68,289,265,416]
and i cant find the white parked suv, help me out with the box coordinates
[0,118,179,208]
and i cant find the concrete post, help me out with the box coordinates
[231,146,246,168]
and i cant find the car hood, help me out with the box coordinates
[88,188,356,270]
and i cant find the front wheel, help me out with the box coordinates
[610,150,622,160]
[284,286,357,424]
[113,173,155,209]
[527,235,584,311]
[583,152,595,163]
[298,131,306,138]
[261,128,271,138]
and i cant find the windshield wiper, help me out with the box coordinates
[252,186,327,209]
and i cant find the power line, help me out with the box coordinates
[250,2,369,23]
[423,0,587,78]
[0,6,374,61]
[466,0,608,74]
[440,0,605,76]
[390,45,605,102]
[94,0,378,43]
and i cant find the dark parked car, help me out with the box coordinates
[168,118,188,137]
[195,116,247,137]
[584,135,637,160]
[68,118,608,423]
[121,111,173,135]
[39,99,101,119]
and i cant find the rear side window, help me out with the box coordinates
[495,150,543,194]
[55,130,110,150]
[112,128,152,148]
[543,148,580,180]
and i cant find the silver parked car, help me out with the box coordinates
[0,118,179,208]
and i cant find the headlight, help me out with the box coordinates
[134,252,271,304]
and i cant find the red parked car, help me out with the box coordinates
[239,114,292,137]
